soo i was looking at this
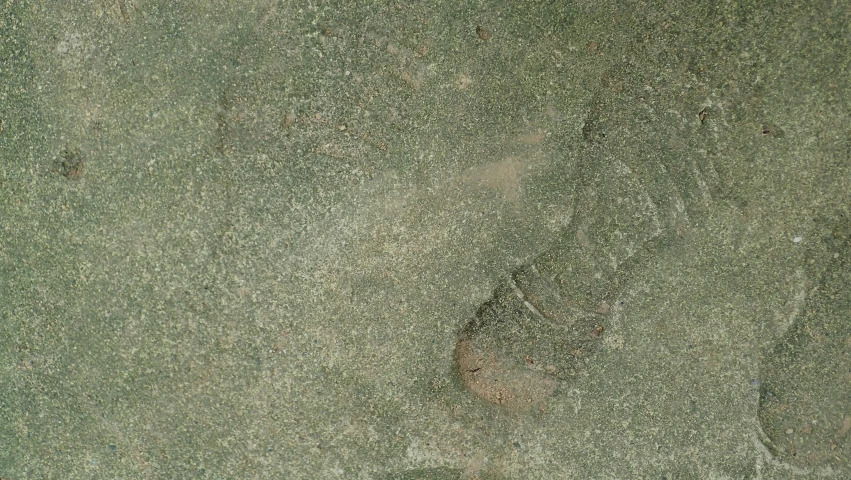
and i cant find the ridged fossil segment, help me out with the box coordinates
[454,153,682,408]
[452,59,733,409]
[455,277,605,409]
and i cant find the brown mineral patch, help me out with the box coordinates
[455,338,557,409]
[58,147,84,180]
[476,25,491,41]
[461,156,533,204]
[515,130,546,145]
[454,73,473,90]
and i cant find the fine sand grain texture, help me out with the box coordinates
[1,1,849,479]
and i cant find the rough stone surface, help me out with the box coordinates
[1,1,849,479]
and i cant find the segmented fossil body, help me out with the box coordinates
[455,59,737,409]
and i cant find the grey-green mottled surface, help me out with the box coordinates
[1,1,849,479]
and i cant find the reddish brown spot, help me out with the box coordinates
[476,26,491,41]
[59,148,84,180]
[455,339,556,409]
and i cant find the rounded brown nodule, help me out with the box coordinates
[475,25,491,41]
[455,338,557,409]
